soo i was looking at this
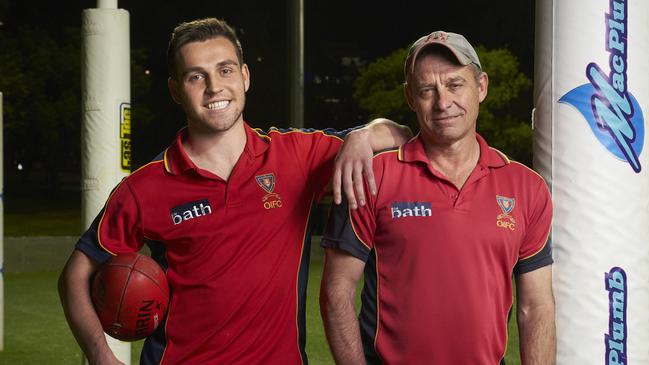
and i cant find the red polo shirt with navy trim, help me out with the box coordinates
[77,122,344,365]
[321,134,553,365]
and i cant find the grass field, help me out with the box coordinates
[0,197,521,364]
[0,244,521,364]
[4,194,81,237]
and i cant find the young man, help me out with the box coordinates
[321,31,556,364]
[58,18,410,365]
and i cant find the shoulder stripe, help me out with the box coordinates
[295,194,317,365]
[520,230,552,260]
[489,147,511,164]
[509,160,548,183]
[96,182,125,257]
[252,128,272,140]
[373,148,399,159]
[373,246,383,360]
[348,207,372,252]
[96,160,163,256]
[162,148,173,174]
[132,160,164,176]
[255,127,345,142]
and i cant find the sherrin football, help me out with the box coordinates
[91,252,170,341]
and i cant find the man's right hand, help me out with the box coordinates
[59,250,123,365]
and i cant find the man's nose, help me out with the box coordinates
[205,75,224,94]
[434,89,452,110]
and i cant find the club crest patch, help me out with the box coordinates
[256,173,275,193]
[256,173,283,209]
[496,195,515,215]
[496,195,516,231]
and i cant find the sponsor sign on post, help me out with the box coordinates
[534,0,649,363]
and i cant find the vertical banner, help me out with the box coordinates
[81,6,131,364]
[534,0,649,364]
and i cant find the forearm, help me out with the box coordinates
[320,249,367,364]
[517,302,556,365]
[355,118,412,152]
[321,286,366,365]
[58,251,120,365]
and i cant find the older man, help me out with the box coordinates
[320,31,556,364]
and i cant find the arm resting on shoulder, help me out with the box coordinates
[58,250,124,365]
[516,265,556,365]
[333,118,412,208]
[320,248,367,365]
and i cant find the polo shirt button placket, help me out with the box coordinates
[450,192,459,205]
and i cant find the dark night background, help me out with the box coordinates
[0,0,534,198]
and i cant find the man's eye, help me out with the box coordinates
[188,74,204,81]
[221,68,233,75]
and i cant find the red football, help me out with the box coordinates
[91,252,170,341]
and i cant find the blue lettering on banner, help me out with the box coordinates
[604,266,627,365]
[559,0,644,173]
[391,202,432,219]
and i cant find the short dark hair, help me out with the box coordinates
[167,18,244,79]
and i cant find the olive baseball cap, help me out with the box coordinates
[404,31,481,79]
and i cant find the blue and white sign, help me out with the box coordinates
[534,0,649,364]
[559,1,644,172]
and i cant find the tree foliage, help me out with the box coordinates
[0,24,153,192]
[353,45,533,164]
[0,26,82,188]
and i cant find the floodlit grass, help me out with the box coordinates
[2,271,82,364]
[4,194,81,236]
[5,210,80,237]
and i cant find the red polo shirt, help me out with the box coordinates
[78,122,343,365]
[322,134,553,365]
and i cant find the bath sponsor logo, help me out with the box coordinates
[391,202,432,219]
[170,199,212,225]
[559,0,644,173]
[605,266,627,365]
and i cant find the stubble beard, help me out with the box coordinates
[189,102,245,135]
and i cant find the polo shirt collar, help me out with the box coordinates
[163,122,270,175]
[398,133,510,169]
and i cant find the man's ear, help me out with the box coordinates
[242,63,251,92]
[477,72,489,103]
[404,83,416,111]
[168,77,182,104]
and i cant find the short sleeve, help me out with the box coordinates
[514,178,553,275]
[321,198,373,261]
[75,179,144,262]
[291,129,345,201]
[321,158,381,262]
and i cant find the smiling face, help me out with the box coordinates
[405,49,488,148]
[168,36,250,135]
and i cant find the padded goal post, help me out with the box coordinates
[533,0,649,363]
[81,1,131,363]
